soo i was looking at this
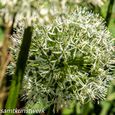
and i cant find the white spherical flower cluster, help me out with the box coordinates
[8,8,114,111]
[0,0,107,26]
[0,0,42,26]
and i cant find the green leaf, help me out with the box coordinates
[5,27,33,115]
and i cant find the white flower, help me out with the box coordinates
[0,0,40,26]
[8,7,114,111]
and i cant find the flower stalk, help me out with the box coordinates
[105,0,115,26]
[0,14,16,109]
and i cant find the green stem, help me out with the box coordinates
[105,0,115,26]
[5,27,33,115]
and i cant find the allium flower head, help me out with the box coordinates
[0,0,40,26]
[8,8,114,111]
[0,0,106,26]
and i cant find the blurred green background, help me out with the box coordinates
[101,0,115,38]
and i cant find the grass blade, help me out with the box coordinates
[5,26,33,114]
